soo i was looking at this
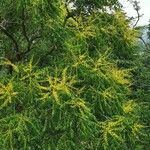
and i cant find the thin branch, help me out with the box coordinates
[133,9,140,28]
[138,36,149,51]
[0,23,20,61]
[132,0,143,28]
[23,35,41,55]
[21,7,41,56]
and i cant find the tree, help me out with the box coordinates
[131,24,150,147]
[0,0,148,149]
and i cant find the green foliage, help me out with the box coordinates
[131,42,150,147]
[68,0,120,13]
[0,0,149,149]
[0,53,146,149]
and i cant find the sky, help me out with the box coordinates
[120,0,150,26]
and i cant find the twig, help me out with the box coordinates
[138,36,149,51]
[132,0,142,28]
[22,35,41,56]
[21,7,41,56]
[0,24,20,61]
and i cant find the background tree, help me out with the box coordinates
[131,22,150,146]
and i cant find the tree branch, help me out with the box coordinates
[138,36,149,51]
[0,23,20,61]
[21,7,41,56]
[22,35,41,56]
[132,0,143,28]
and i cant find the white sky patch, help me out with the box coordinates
[120,0,150,26]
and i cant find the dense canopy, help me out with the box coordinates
[0,0,149,149]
